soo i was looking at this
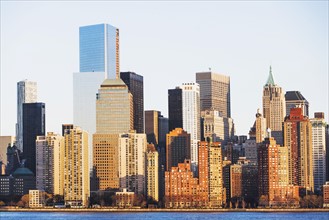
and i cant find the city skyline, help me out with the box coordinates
[1,1,328,136]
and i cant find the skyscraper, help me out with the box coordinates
[255,109,267,144]
[168,83,200,173]
[73,71,105,171]
[74,23,120,170]
[63,127,89,207]
[79,23,119,79]
[168,88,183,131]
[36,136,52,193]
[96,79,133,133]
[35,132,64,195]
[196,72,231,118]
[285,91,309,117]
[201,109,235,143]
[283,108,314,192]
[310,113,327,193]
[23,102,45,175]
[119,132,147,195]
[16,80,37,151]
[146,144,159,202]
[120,72,144,133]
[93,133,120,190]
[262,67,286,144]
[166,128,190,171]
[93,78,133,190]
[145,110,160,145]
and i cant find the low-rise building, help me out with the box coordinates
[324,182,329,208]
[115,188,135,208]
[29,190,45,208]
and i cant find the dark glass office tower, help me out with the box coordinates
[168,88,183,131]
[120,72,144,133]
[23,103,45,175]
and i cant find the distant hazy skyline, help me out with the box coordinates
[1,1,328,136]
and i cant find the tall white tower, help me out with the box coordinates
[179,82,200,173]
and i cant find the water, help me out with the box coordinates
[1,212,329,220]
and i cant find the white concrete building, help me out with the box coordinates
[179,83,200,173]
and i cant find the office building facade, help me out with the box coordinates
[285,91,309,117]
[310,113,327,193]
[79,23,119,79]
[196,72,231,118]
[166,128,191,171]
[16,80,37,151]
[146,144,159,202]
[120,71,144,133]
[63,127,89,207]
[96,79,133,134]
[262,67,286,144]
[283,108,314,192]
[22,102,45,175]
[201,110,235,143]
[118,132,147,195]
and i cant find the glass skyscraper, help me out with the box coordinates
[79,23,119,79]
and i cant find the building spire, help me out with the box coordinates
[266,66,275,86]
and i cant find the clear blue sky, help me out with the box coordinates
[1,1,328,136]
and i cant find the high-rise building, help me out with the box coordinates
[63,127,89,207]
[62,124,73,137]
[22,102,45,175]
[16,80,37,151]
[168,88,183,131]
[79,23,119,79]
[146,144,159,202]
[325,124,329,181]
[208,141,224,207]
[119,132,147,195]
[262,67,286,145]
[196,72,231,118]
[145,110,169,200]
[258,138,298,206]
[73,71,105,171]
[285,91,309,117]
[120,72,144,133]
[241,164,258,206]
[75,23,120,171]
[255,109,267,143]
[168,83,200,172]
[310,113,327,193]
[50,132,65,196]
[243,139,257,165]
[96,79,133,134]
[165,159,200,208]
[283,108,314,192]
[93,78,133,191]
[145,110,160,145]
[35,136,52,193]
[0,136,15,165]
[180,83,200,172]
[35,132,64,195]
[166,128,190,171]
[93,133,120,190]
[201,110,235,143]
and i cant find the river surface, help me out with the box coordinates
[1,211,329,220]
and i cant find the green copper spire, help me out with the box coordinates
[266,66,275,86]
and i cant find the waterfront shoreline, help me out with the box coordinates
[1,208,329,212]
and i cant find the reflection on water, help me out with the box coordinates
[1,211,329,220]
